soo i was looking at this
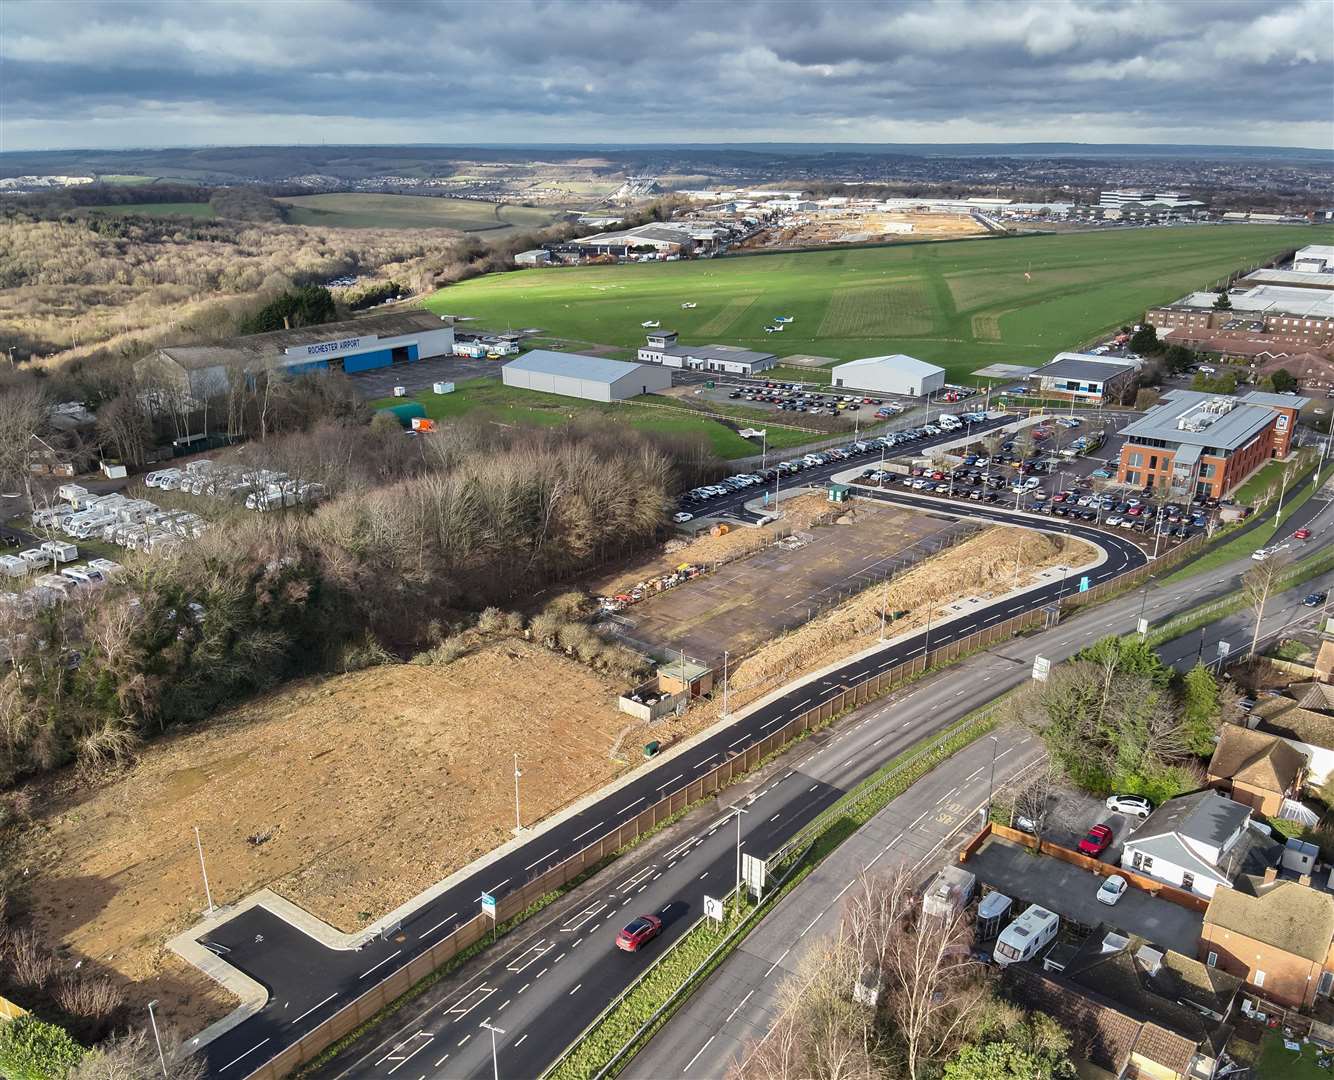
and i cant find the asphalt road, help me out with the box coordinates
[615,485,1334,1080]
[197,455,1143,1078]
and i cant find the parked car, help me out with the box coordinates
[1304,592,1327,608]
[673,512,694,523]
[1078,824,1113,857]
[1105,794,1152,818]
[615,914,663,952]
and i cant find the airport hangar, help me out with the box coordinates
[502,350,672,402]
[148,311,455,398]
[830,354,946,397]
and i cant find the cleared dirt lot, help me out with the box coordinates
[742,211,988,251]
[610,499,973,666]
[19,640,664,1032]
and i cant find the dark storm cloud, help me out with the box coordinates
[4,0,1332,149]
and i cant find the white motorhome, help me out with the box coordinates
[993,904,1059,967]
[0,555,28,578]
[18,549,50,570]
[39,541,78,563]
[922,866,975,919]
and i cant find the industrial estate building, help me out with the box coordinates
[1028,352,1141,405]
[635,332,777,375]
[829,354,945,397]
[1115,389,1307,498]
[148,312,454,398]
[501,350,671,402]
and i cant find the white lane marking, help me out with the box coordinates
[764,946,792,976]
[761,715,786,730]
[799,912,823,937]
[518,983,530,994]
[618,797,646,813]
[433,1054,450,1068]
[289,992,337,1027]
[729,734,750,748]
[444,986,497,1020]
[219,1040,270,1073]
[908,810,928,829]
[536,967,548,979]
[515,1034,528,1048]
[834,879,855,902]
[725,989,755,1024]
[418,912,459,940]
[658,773,684,789]
[524,849,557,871]
[507,943,553,974]
[618,866,655,892]
[699,871,709,880]
[769,813,780,822]
[498,998,511,1011]
[683,1035,717,1073]
[571,821,604,843]
[457,1035,471,1048]
[358,949,401,980]
[995,747,1014,761]
[488,878,510,893]
[569,983,582,995]
[387,1035,434,1075]
[808,784,818,793]
[936,787,958,805]
[561,901,607,932]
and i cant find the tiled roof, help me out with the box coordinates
[1205,875,1334,964]
[1207,726,1306,792]
[1007,968,1140,1073]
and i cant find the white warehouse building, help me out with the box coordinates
[502,350,671,402]
[830,354,946,397]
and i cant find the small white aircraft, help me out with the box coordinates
[681,302,697,309]
[641,319,660,328]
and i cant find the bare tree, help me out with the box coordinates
[0,382,46,508]
[1243,553,1291,661]
[70,1025,205,1080]
[1011,758,1061,838]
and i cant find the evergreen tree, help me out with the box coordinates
[1181,663,1222,756]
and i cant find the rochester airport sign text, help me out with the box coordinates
[285,334,379,358]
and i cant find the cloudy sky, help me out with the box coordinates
[4,0,1333,151]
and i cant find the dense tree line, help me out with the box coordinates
[0,420,712,786]
[238,285,337,333]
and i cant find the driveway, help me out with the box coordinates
[1041,788,1138,866]
[965,835,1203,955]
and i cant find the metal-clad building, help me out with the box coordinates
[502,350,671,401]
[147,311,454,398]
[831,354,945,397]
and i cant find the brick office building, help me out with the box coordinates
[1115,389,1307,499]
[1147,285,1334,353]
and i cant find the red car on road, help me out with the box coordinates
[1078,824,1113,857]
[1295,528,1313,540]
[616,914,663,952]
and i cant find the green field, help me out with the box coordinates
[277,193,562,233]
[426,225,1334,380]
[87,201,214,218]
[373,377,817,458]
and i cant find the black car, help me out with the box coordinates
[1304,592,1328,608]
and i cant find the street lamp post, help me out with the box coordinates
[729,804,750,902]
[194,827,215,916]
[879,573,891,642]
[147,1000,168,1080]
[722,650,730,716]
[513,753,522,832]
[984,736,999,823]
[480,1021,505,1080]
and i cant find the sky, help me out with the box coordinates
[3,0,1333,152]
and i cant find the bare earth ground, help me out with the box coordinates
[610,501,973,666]
[20,640,664,1033]
[742,211,988,251]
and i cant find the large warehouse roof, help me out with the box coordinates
[503,349,650,383]
[161,311,449,371]
[661,343,776,365]
[835,354,943,376]
[1034,353,1138,383]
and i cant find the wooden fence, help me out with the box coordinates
[959,822,1208,914]
[0,994,27,1021]
[239,526,1205,1079]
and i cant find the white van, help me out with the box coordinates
[993,904,1059,966]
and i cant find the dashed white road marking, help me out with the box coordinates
[358,950,401,980]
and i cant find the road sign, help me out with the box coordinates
[1032,656,1051,683]
[1217,641,1231,659]
[1078,575,1090,592]
[479,892,497,919]
[703,895,725,924]
[1136,617,1149,636]
[742,853,767,897]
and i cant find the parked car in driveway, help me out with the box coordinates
[1097,874,1129,906]
[615,914,663,952]
[1105,794,1152,818]
[1078,823,1113,857]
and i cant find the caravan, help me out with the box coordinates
[993,904,1059,966]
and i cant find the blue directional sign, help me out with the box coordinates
[1078,576,1090,592]
[480,891,497,918]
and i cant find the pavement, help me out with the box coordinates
[347,355,501,399]
[963,837,1203,954]
[607,481,1334,1080]
[622,728,1047,1080]
[190,492,1143,1078]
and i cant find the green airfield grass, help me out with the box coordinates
[87,201,214,218]
[426,225,1333,380]
[276,193,561,232]
[372,378,817,458]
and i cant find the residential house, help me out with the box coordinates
[1248,681,1334,787]
[1199,868,1334,1008]
[1008,928,1241,1080]
[1118,790,1275,898]
[1206,725,1307,817]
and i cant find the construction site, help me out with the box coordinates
[740,208,991,251]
